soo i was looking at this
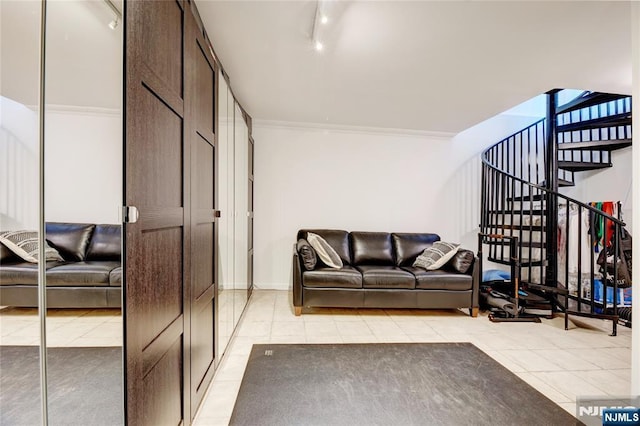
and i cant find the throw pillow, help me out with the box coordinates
[306,232,343,269]
[296,239,317,271]
[413,241,460,271]
[446,249,474,274]
[0,230,64,263]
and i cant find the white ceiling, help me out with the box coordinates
[1,1,631,133]
[1,0,122,109]
[196,1,632,134]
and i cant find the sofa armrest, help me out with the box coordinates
[292,243,303,308]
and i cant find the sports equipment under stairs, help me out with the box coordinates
[479,89,632,335]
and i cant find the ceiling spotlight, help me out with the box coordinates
[320,15,328,25]
[314,41,324,51]
[103,0,122,30]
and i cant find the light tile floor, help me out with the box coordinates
[0,306,122,347]
[194,290,633,426]
[2,293,632,426]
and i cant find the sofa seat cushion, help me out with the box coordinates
[109,267,122,287]
[0,261,64,285]
[45,261,121,286]
[302,266,362,289]
[358,266,416,289]
[404,267,472,291]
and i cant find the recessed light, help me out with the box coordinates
[320,15,328,25]
[314,41,324,51]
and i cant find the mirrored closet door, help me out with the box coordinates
[233,101,249,327]
[0,1,124,424]
[217,73,234,355]
[43,1,123,424]
[0,1,44,424]
[216,70,253,358]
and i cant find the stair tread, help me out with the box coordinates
[556,112,631,132]
[542,179,574,187]
[484,241,545,248]
[522,282,569,295]
[507,194,546,202]
[557,139,632,151]
[490,224,547,231]
[487,257,545,267]
[487,209,546,215]
[558,161,612,172]
[556,92,629,115]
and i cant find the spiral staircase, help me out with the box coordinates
[479,89,632,335]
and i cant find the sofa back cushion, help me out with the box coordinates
[86,224,122,261]
[45,223,96,262]
[392,233,440,267]
[351,232,394,266]
[0,241,18,263]
[297,229,351,265]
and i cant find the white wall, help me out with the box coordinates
[44,107,122,224]
[253,114,539,290]
[561,148,633,231]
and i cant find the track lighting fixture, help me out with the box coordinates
[311,1,328,52]
[103,0,121,30]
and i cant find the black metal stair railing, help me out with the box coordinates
[480,91,632,335]
[557,94,632,181]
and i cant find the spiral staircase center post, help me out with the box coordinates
[544,90,560,290]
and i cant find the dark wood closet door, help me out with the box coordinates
[124,1,187,425]
[184,7,217,420]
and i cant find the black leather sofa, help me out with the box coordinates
[293,230,479,317]
[0,223,121,308]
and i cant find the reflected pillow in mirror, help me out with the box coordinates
[0,230,64,263]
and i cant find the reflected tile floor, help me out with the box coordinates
[194,290,632,426]
[0,306,122,347]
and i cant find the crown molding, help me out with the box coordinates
[24,104,121,116]
[252,119,455,140]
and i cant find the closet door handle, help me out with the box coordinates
[122,206,139,224]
